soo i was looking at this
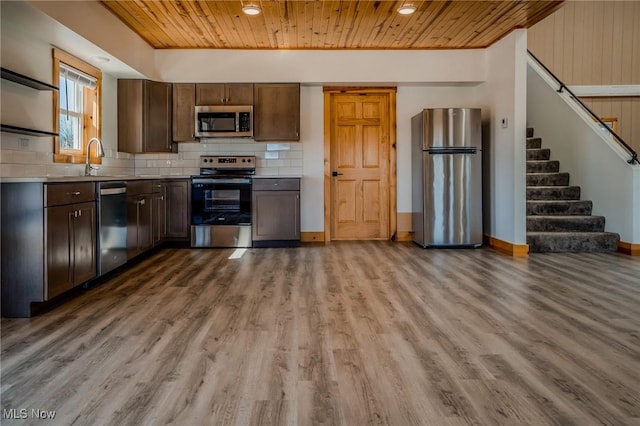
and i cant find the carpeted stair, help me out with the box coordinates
[526,128,620,252]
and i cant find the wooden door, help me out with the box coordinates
[328,92,392,240]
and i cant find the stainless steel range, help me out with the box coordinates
[191,155,255,247]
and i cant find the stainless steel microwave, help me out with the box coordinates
[195,105,253,138]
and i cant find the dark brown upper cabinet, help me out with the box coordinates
[253,83,300,142]
[195,83,253,105]
[118,79,172,153]
[172,83,196,142]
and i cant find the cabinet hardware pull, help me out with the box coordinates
[140,199,145,205]
[332,171,343,177]
[78,210,82,217]
[70,191,81,196]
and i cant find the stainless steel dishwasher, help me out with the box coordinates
[97,182,127,276]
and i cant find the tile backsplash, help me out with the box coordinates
[0,133,135,178]
[135,139,303,176]
[1,135,303,178]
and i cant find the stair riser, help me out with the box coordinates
[527,217,605,232]
[527,234,619,253]
[527,201,593,216]
[526,186,580,200]
[527,149,551,161]
[527,137,542,149]
[527,161,560,173]
[527,173,570,186]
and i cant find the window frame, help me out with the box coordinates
[52,48,102,164]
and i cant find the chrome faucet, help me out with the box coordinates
[85,137,105,176]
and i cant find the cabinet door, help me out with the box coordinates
[139,195,153,253]
[195,83,253,105]
[72,202,97,286]
[127,195,153,258]
[117,79,144,153]
[196,83,226,105]
[153,186,167,246]
[166,180,190,239]
[225,84,253,105]
[144,80,172,152]
[252,190,300,241]
[46,205,73,299]
[172,83,196,142]
[126,196,140,259]
[253,83,300,141]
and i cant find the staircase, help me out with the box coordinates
[526,128,620,252]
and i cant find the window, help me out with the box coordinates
[52,48,102,164]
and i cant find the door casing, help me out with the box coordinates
[323,86,397,242]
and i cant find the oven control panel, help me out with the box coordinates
[199,155,256,169]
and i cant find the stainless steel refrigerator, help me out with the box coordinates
[411,108,482,248]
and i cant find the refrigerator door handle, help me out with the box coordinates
[427,147,478,154]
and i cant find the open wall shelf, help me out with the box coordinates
[1,67,58,91]
[1,124,58,137]
[1,67,59,137]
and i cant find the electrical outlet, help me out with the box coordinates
[501,118,508,128]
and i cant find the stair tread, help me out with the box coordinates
[526,172,568,175]
[526,185,579,189]
[527,232,618,236]
[527,215,604,219]
[527,200,591,203]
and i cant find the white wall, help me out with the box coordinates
[528,59,640,243]
[27,0,153,79]
[1,1,134,177]
[480,30,528,245]
[155,49,486,84]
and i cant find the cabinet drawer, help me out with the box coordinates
[253,178,300,191]
[127,180,154,196]
[45,183,95,206]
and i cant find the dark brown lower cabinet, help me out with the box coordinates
[165,179,190,240]
[153,183,167,245]
[252,178,300,247]
[46,202,97,299]
[1,182,98,317]
[127,181,154,259]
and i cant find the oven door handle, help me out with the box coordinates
[192,178,252,185]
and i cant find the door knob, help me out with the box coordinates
[332,171,343,177]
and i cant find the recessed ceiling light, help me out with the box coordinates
[242,5,261,15]
[397,4,417,15]
[91,55,110,64]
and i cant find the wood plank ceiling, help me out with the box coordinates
[100,0,564,50]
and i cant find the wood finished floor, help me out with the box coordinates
[1,242,640,426]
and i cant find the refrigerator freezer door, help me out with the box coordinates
[421,150,483,246]
[422,108,482,149]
